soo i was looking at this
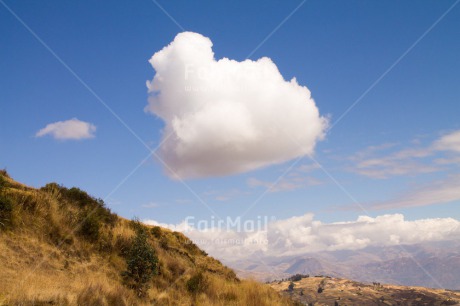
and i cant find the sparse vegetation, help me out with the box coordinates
[270,275,460,305]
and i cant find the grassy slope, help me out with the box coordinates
[0,171,292,306]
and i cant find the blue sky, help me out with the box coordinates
[1,0,460,230]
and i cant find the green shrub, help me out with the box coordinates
[40,182,62,193]
[63,187,96,207]
[78,212,101,242]
[0,175,5,190]
[0,169,9,179]
[150,226,162,238]
[94,204,117,227]
[0,193,13,229]
[123,221,159,296]
[52,184,117,227]
[186,272,208,294]
[290,274,301,282]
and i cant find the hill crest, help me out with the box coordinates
[0,171,291,305]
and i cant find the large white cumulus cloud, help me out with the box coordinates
[146,32,328,179]
[145,213,460,261]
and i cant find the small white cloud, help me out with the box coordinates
[349,130,460,179]
[175,198,192,204]
[247,163,322,192]
[36,118,96,140]
[142,202,160,208]
[146,32,328,179]
[297,163,320,173]
[434,130,460,153]
[371,174,460,210]
[247,176,321,192]
[349,146,438,179]
[203,188,244,201]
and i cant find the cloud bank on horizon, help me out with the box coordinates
[146,32,328,179]
[145,213,460,260]
[36,118,96,140]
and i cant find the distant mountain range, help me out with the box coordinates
[227,240,460,290]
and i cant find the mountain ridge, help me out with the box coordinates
[227,241,460,290]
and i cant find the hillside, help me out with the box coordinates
[0,171,292,305]
[270,275,460,305]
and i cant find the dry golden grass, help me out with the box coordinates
[1,239,129,305]
[0,172,293,306]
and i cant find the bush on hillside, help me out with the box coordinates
[186,271,208,294]
[64,188,114,220]
[0,174,5,190]
[78,212,101,242]
[0,193,13,229]
[289,273,309,282]
[123,221,159,296]
[42,183,117,230]
[150,226,162,238]
[62,187,96,207]
[40,182,61,193]
[0,170,13,229]
[0,168,9,178]
[0,170,11,192]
